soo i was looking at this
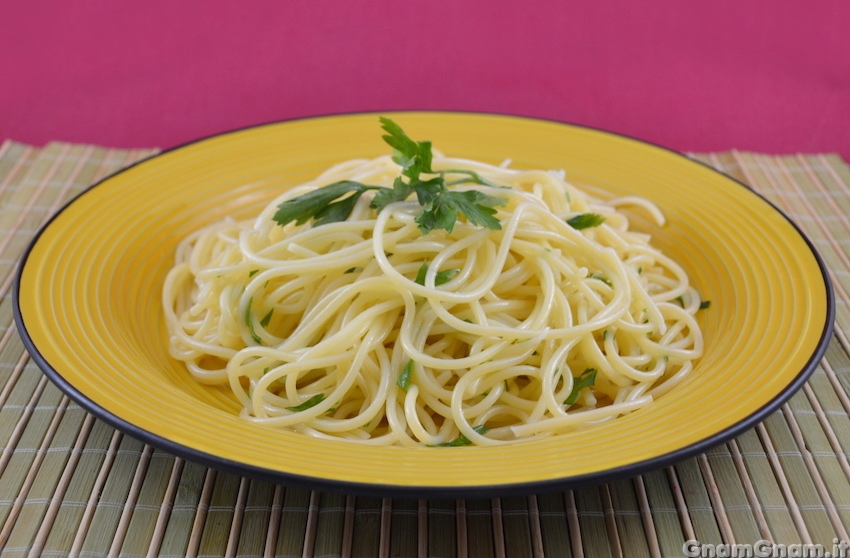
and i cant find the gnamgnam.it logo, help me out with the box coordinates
[682,539,850,558]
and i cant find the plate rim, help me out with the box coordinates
[12,110,836,498]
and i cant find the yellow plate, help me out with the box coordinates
[14,112,833,497]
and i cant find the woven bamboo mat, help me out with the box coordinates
[1,139,849,557]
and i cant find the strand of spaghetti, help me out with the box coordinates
[510,397,654,437]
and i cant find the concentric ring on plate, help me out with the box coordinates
[13,112,833,497]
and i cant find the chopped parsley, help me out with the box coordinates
[566,213,605,230]
[286,393,325,412]
[565,368,597,406]
[397,360,414,391]
[260,309,273,328]
[435,425,490,447]
[414,260,459,286]
[590,272,612,287]
[245,297,262,344]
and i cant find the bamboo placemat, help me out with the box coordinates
[1,139,849,557]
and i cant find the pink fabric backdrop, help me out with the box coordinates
[2,1,849,159]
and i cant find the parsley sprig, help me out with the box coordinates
[272,117,507,234]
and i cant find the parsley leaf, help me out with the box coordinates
[380,116,433,179]
[414,260,459,286]
[565,368,597,405]
[397,360,414,391]
[414,261,429,285]
[313,189,367,226]
[436,425,490,447]
[421,188,504,234]
[286,394,325,412]
[436,268,460,285]
[370,176,415,213]
[699,300,711,309]
[567,213,605,230]
[272,181,376,227]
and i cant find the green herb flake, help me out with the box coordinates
[249,269,259,277]
[590,273,612,287]
[699,300,711,309]
[397,360,414,391]
[414,260,459,286]
[286,393,325,412]
[675,296,685,307]
[245,297,262,344]
[567,213,605,230]
[414,261,429,285]
[565,368,598,406]
[436,425,490,447]
[637,266,643,274]
[344,267,360,274]
[260,309,273,328]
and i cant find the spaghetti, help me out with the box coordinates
[162,126,704,447]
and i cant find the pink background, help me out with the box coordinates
[2,1,849,159]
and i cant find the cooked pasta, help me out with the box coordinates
[162,131,704,447]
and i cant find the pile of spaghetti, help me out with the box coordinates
[163,118,704,447]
